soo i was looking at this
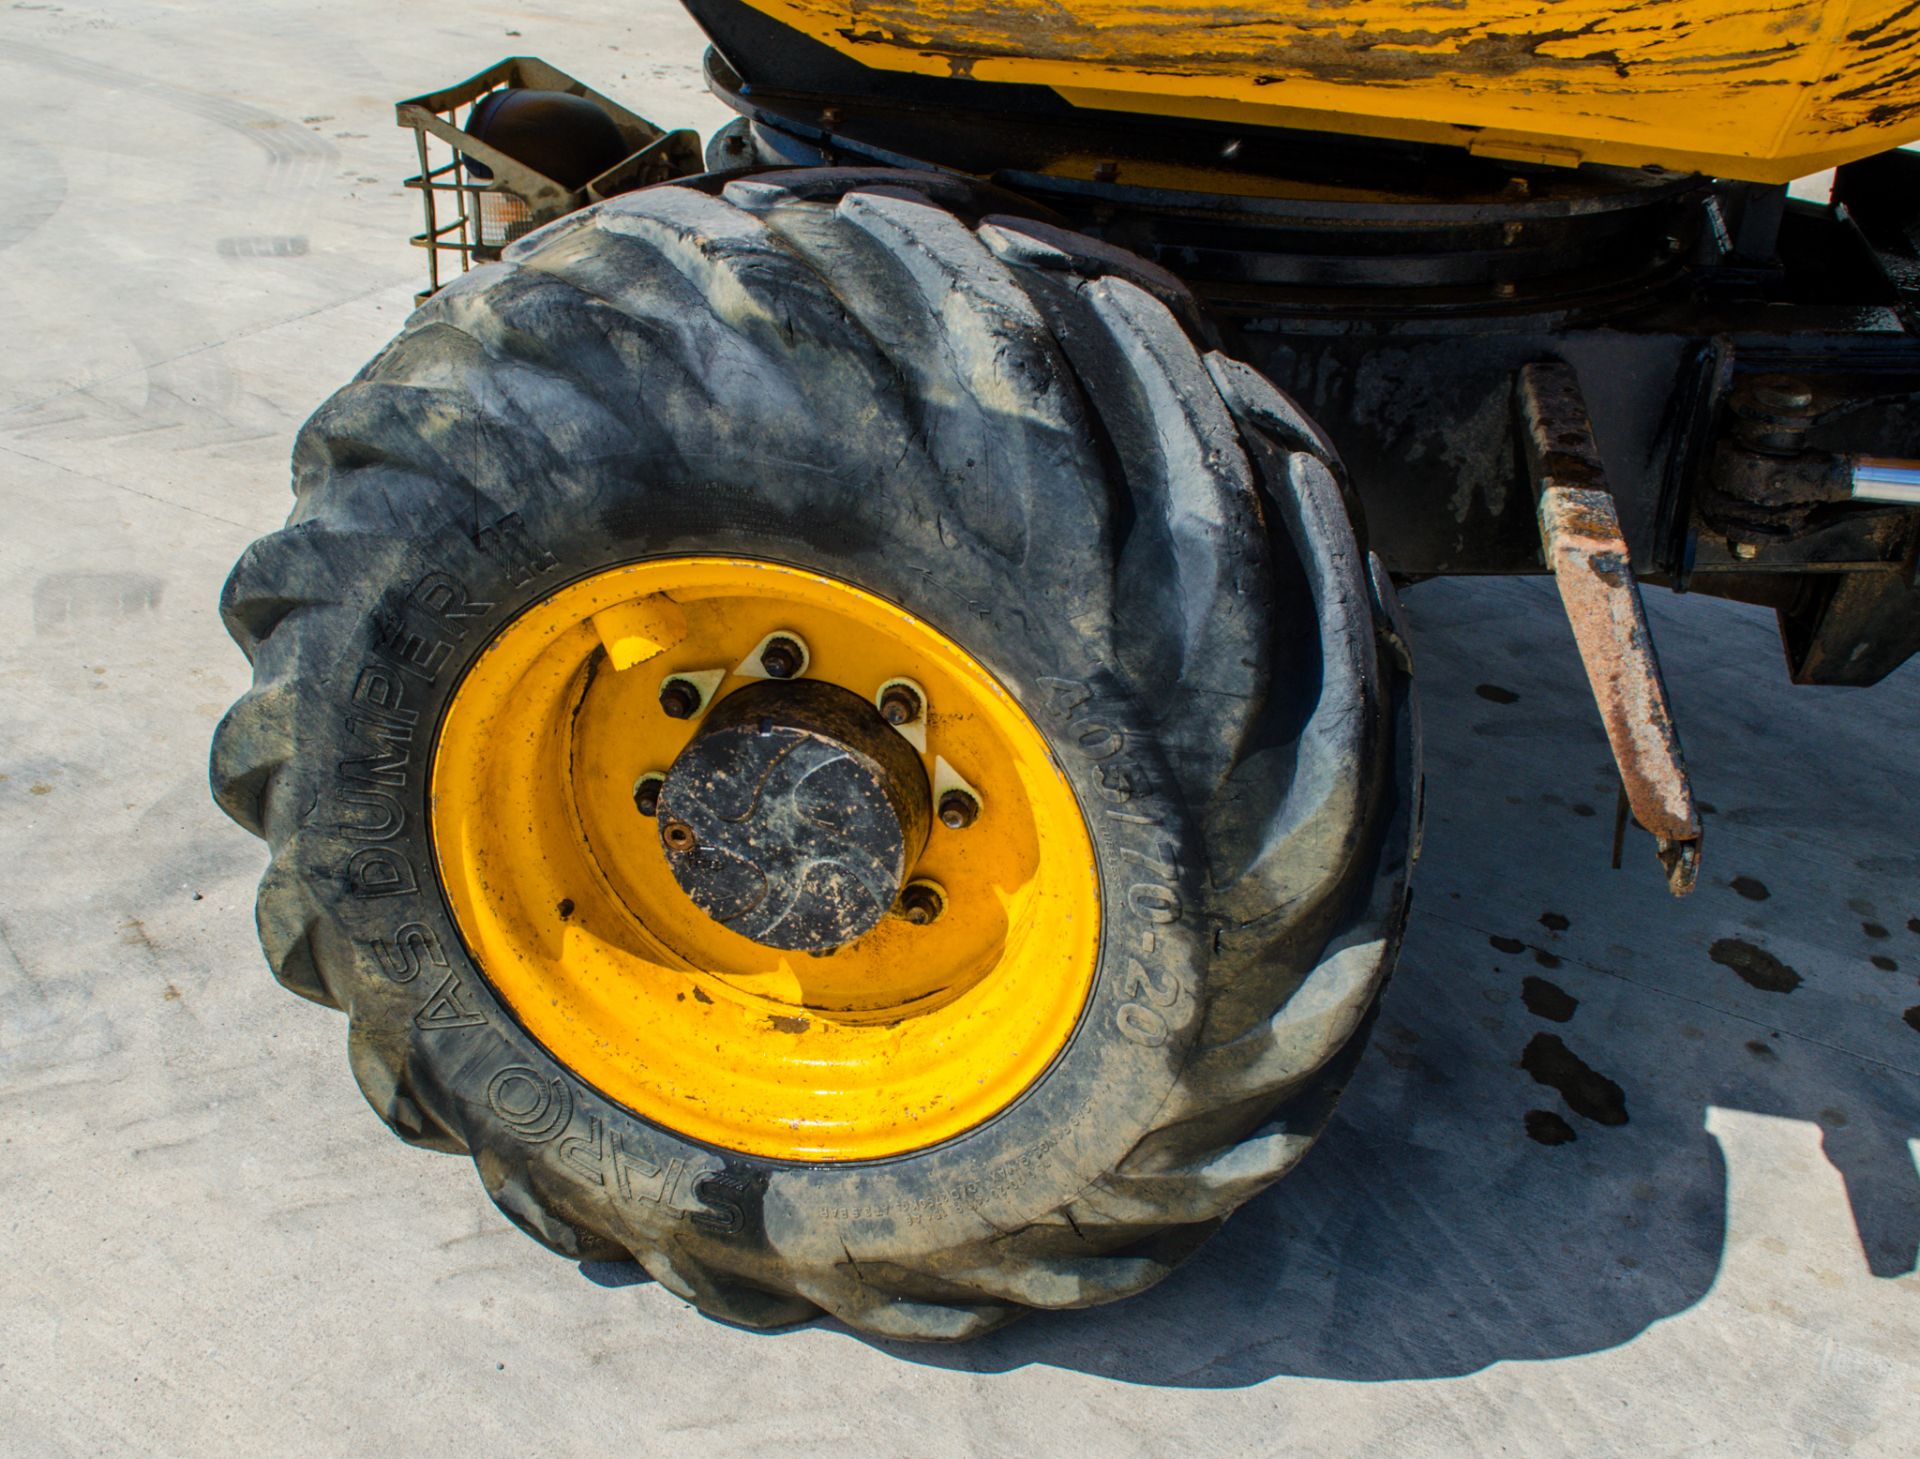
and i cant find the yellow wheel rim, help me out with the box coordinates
[430,558,1101,1161]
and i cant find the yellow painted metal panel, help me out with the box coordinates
[738,0,1920,180]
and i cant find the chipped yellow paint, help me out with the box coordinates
[430,558,1100,1161]
[741,0,1920,181]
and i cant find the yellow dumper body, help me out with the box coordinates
[740,0,1920,180]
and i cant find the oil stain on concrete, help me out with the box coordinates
[1709,937,1801,993]
[1522,976,1579,1022]
[1521,1033,1628,1125]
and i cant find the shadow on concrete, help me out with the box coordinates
[575,579,1920,1386]
[834,984,1917,1386]
[832,964,1739,1386]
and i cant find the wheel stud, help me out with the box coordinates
[662,819,698,852]
[759,635,805,680]
[938,789,979,830]
[879,683,922,726]
[898,881,945,925]
[659,677,701,719]
[633,775,664,817]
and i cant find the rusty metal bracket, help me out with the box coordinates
[1518,362,1702,896]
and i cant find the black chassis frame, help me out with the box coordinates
[678,0,1920,687]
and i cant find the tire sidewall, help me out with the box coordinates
[297,456,1211,1279]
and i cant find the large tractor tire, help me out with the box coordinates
[210,169,1419,1340]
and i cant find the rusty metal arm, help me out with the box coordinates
[1517,363,1702,896]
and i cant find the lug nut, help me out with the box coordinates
[659,677,700,719]
[633,776,663,817]
[661,820,697,852]
[937,789,979,831]
[879,683,922,726]
[759,635,805,679]
[898,882,944,925]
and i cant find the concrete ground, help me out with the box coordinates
[1,2,1916,1454]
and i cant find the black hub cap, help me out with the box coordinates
[657,679,932,952]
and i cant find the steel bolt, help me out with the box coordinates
[659,678,700,719]
[1752,380,1815,414]
[661,819,698,852]
[879,683,922,726]
[937,789,979,831]
[633,776,663,817]
[759,636,804,680]
[899,883,944,925]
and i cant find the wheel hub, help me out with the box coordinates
[427,557,1100,1161]
[657,679,931,952]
